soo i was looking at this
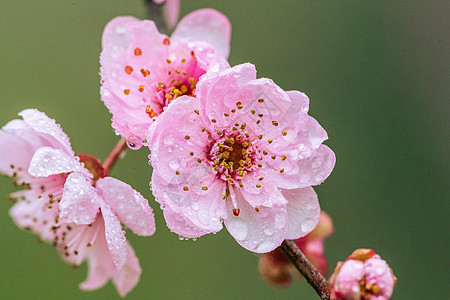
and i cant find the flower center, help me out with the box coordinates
[208,130,259,185]
[77,154,105,183]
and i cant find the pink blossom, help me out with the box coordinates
[258,211,334,287]
[0,109,156,297]
[149,63,335,253]
[153,0,180,28]
[330,249,397,300]
[100,9,231,148]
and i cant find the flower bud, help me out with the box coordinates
[330,249,396,300]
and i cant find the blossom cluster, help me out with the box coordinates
[0,1,396,299]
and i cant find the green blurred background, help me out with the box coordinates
[0,0,448,299]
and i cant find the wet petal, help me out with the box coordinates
[100,201,127,270]
[172,8,231,58]
[224,191,288,253]
[28,147,88,178]
[281,187,321,239]
[97,177,155,236]
[59,172,100,225]
[18,109,74,156]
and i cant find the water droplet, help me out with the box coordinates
[127,137,142,150]
[264,227,274,236]
[169,159,181,171]
[256,240,278,253]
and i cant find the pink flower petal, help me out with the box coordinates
[96,177,156,236]
[112,243,142,297]
[79,216,141,297]
[163,209,215,238]
[100,201,127,270]
[172,8,231,58]
[281,187,321,239]
[28,147,88,178]
[0,128,39,179]
[152,169,225,235]
[101,17,167,142]
[165,0,180,29]
[18,109,74,156]
[295,144,336,187]
[59,172,100,225]
[224,191,288,253]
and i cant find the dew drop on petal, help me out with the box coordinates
[264,227,274,236]
[127,137,142,150]
[169,159,181,171]
[256,240,278,253]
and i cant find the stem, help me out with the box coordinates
[143,0,169,35]
[280,240,331,300]
[102,138,128,176]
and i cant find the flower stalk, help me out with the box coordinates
[280,240,331,300]
[102,138,128,176]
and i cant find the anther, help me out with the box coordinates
[125,66,133,74]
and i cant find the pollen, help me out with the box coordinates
[163,38,170,45]
[258,98,264,103]
[183,186,189,191]
[138,85,144,92]
[140,69,150,77]
[125,66,133,74]
[123,89,130,95]
[146,105,158,118]
[202,186,208,191]
[232,208,240,216]
[185,135,190,140]
[134,48,142,56]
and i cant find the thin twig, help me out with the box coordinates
[143,0,169,35]
[102,138,128,176]
[280,240,331,300]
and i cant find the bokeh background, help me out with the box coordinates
[0,0,448,299]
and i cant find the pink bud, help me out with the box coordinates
[330,249,397,300]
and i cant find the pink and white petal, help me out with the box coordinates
[163,209,216,238]
[80,218,116,292]
[152,168,225,234]
[172,8,231,58]
[9,190,60,241]
[100,202,127,270]
[28,147,89,178]
[102,16,141,48]
[281,187,321,239]
[295,144,336,187]
[238,181,287,208]
[112,242,142,297]
[149,96,209,183]
[224,191,288,253]
[0,129,38,178]
[165,0,180,28]
[195,63,257,129]
[285,90,310,115]
[59,172,101,225]
[101,17,167,141]
[96,177,155,236]
[18,109,74,156]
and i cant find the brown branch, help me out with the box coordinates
[102,138,128,176]
[280,240,331,300]
[143,0,169,35]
